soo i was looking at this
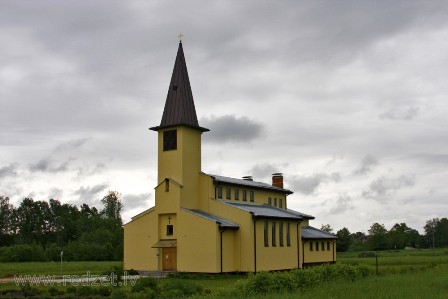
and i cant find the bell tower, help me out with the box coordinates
[150,41,209,209]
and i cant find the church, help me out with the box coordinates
[123,41,336,273]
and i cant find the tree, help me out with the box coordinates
[367,223,388,251]
[320,224,334,233]
[387,223,421,249]
[0,196,15,246]
[336,227,352,252]
[100,191,123,225]
[424,218,448,248]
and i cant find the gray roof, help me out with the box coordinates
[224,202,303,220]
[302,226,337,239]
[210,174,293,194]
[150,42,208,132]
[286,209,315,220]
[182,209,239,229]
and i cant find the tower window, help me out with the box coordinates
[163,130,177,151]
[217,187,222,199]
[234,189,239,200]
[172,85,178,91]
[226,187,231,199]
[242,190,247,201]
[249,191,254,202]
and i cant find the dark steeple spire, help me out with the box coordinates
[150,42,209,132]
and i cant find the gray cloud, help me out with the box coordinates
[54,138,89,153]
[354,154,380,175]
[249,163,288,180]
[289,172,341,195]
[122,193,151,210]
[29,158,71,173]
[362,175,415,201]
[329,194,354,214]
[0,163,19,178]
[201,115,264,143]
[72,183,109,201]
[48,187,63,199]
[379,106,420,120]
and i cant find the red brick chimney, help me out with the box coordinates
[272,173,283,188]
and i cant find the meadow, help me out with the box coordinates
[0,248,447,298]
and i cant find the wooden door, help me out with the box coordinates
[162,247,177,271]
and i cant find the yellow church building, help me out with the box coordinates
[124,41,336,273]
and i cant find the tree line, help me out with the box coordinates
[324,219,448,252]
[0,192,123,262]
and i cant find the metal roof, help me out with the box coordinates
[302,226,337,240]
[152,239,177,248]
[150,42,209,132]
[224,202,303,220]
[183,209,239,229]
[210,174,293,194]
[286,209,315,220]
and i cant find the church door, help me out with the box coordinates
[162,247,177,271]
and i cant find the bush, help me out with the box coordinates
[0,244,47,262]
[75,286,95,297]
[110,288,128,299]
[162,279,203,298]
[131,277,159,293]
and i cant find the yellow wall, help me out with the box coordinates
[213,183,289,209]
[302,240,336,265]
[255,220,299,271]
[123,209,159,271]
[177,209,219,272]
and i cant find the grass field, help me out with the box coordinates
[0,261,122,278]
[0,249,447,298]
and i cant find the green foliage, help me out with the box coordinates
[237,264,372,296]
[162,279,203,298]
[110,288,129,299]
[0,244,47,262]
[131,276,159,293]
[75,286,95,297]
[336,227,353,252]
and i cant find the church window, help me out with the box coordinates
[242,190,247,201]
[287,223,291,246]
[279,222,284,247]
[167,225,173,236]
[165,179,170,192]
[217,187,222,199]
[272,222,276,247]
[310,242,313,251]
[264,221,269,247]
[279,198,283,209]
[226,187,231,199]
[327,242,330,251]
[321,242,325,251]
[250,191,254,202]
[234,189,239,200]
[163,129,177,151]
[274,198,277,207]
[268,197,272,205]
[316,242,319,251]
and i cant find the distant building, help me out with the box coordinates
[124,42,336,272]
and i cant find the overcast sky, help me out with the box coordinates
[1,1,448,234]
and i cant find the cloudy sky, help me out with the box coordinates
[1,1,447,234]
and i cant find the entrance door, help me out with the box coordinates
[162,247,177,271]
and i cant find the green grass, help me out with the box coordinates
[0,261,122,278]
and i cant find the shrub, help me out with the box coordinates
[96,286,112,297]
[110,288,128,299]
[162,279,203,298]
[75,286,95,297]
[0,244,47,262]
[131,277,159,293]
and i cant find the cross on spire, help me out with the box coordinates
[178,33,183,43]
